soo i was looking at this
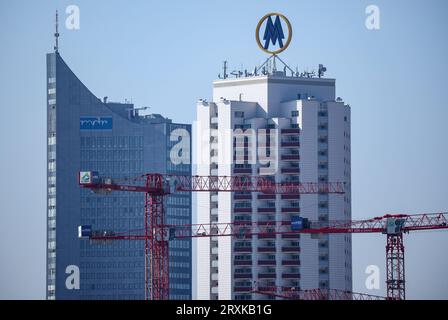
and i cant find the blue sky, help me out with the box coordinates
[0,0,447,299]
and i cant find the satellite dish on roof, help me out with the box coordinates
[318,64,327,78]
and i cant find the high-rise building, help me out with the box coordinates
[195,67,351,300]
[46,51,192,300]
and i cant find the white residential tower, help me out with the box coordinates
[194,66,351,300]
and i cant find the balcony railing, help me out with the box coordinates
[282,273,300,279]
[257,207,276,213]
[282,234,300,239]
[257,194,276,200]
[257,247,276,253]
[281,141,300,148]
[281,128,300,135]
[234,207,251,213]
[234,247,252,253]
[234,260,252,266]
[258,260,276,266]
[282,246,300,252]
[258,273,277,279]
[281,207,300,213]
[282,260,301,266]
[257,234,276,239]
[234,194,252,200]
[281,194,300,200]
[234,286,252,292]
[234,273,252,279]
[281,154,300,161]
[281,167,300,174]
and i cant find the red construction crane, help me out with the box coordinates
[181,212,448,300]
[78,171,448,300]
[78,171,345,300]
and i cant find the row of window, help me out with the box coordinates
[167,196,191,206]
[80,161,144,173]
[81,149,144,161]
[81,250,143,258]
[80,136,144,149]
[80,206,190,217]
[81,272,144,280]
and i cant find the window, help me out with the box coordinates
[291,110,299,117]
[234,111,244,118]
[48,136,56,146]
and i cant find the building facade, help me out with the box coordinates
[46,52,192,299]
[195,69,352,299]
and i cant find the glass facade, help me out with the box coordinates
[46,52,191,300]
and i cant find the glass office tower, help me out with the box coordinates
[46,52,191,299]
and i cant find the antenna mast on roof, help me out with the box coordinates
[54,10,60,53]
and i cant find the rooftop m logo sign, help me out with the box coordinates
[256,13,292,55]
[263,16,285,49]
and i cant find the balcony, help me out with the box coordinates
[281,128,300,135]
[281,141,300,148]
[234,247,252,253]
[258,273,276,279]
[257,207,276,213]
[282,260,301,266]
[258,194,276,200]
[281,154,300,161]
[281,167,300,174]
[234,194,252,200]
[257,246,276,253]
[234,273,252,279]
[281,194,300,200]
[235,217,252,224]
[234,260,252,266]
[258,260,276,266]
[234,286,252,292]
[282,273,300,279]
[234,207,251,213]
[282,246,300,252]
[282,234,300,239]
[281,207,300,213]
[233,168,252,174]
[257,219,276,225]
[257,234,276,239]
[257,286,277,293]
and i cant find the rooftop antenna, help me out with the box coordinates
[54,10,60,53]
[223,61,228,79]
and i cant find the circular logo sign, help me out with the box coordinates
[256,13,292,55]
